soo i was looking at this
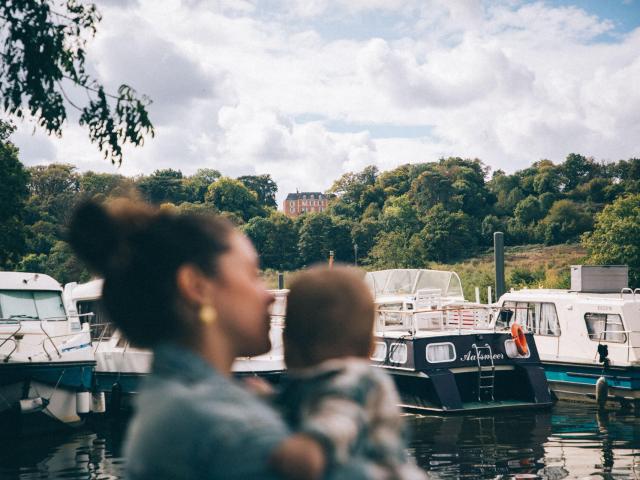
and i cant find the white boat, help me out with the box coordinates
[496,265,640,408]
[63,280,287,411]
[366,269,553,413]
[64,279,151,410]
[0,272,96,434]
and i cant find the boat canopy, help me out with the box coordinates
[365,269,464,299]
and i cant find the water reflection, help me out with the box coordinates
[1,404,640,479]
[0,419,127,479]
[408,404,640,478]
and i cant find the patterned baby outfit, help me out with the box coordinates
[278,357,427,479]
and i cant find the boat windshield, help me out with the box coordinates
[365,269,464,298]
[0,290,67,321]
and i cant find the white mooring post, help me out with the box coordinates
[487,286,493,304]
[475,287,481,304]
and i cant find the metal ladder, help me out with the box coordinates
[473,343,495,402]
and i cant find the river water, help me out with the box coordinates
[1,403,639,479]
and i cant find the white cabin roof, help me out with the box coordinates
[499,288,637,305]
[67,279,103,301]
[0,272,62,291]
[365,269,465,300]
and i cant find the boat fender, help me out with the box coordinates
[110,382,123,414]
[91,391,106,414]
[19,397,48,414]
[510,323,528,356]
[76,388,91,415]
[596,376,609,408]
[597,344,610,368]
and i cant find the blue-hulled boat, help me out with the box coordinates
[497,265,640,408]
[0,272,96,434]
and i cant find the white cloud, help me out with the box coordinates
[10,0,640,205]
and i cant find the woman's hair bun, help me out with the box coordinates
[68,201,121,274]
[68,199,156,275]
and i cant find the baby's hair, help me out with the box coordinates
[68,199,234,348]
[284,265,374,367]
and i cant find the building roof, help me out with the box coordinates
[285,192,327,200]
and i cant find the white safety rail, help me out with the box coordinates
[375,304,495,335]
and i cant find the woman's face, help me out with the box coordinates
[213,232,275,357]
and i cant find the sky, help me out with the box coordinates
[10,0,640,205]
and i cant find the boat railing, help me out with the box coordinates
[620,288,640,300]
[376,305,496,335]
[0,318,21,362]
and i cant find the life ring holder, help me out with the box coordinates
[510,323,528,356]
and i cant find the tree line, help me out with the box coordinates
[1,122,639,285]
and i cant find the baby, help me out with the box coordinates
[271,265,426,480]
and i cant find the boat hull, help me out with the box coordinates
[0,360,95,435]
[373,332,554,413]
[543,361,640,408]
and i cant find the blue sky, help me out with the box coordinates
[12,0,640,203]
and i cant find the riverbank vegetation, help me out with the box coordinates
[1,120,638,286]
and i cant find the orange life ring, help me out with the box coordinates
[511,323,528,356]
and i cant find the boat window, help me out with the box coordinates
[540,303,560,336]
[515,302,528,327]
[504,301,560,336]
[584,313,626,343]
[426,342,456,363]
[0,290,66,321]
[78,300,114,341]
[388,343,408,364]
[377,303,404,327]
[370,342,387,361]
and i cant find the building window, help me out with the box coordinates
[585,313,626,343]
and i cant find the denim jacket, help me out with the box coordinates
[124,344,289,480]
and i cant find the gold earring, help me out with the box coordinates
[199,304,217,325]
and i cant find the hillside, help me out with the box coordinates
[264,243,588,303]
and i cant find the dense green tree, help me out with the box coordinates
[237,174,278,209]
[351,218,382,261]
[541,199,592,245]
[327,165,378,218]
[27,163,80,226]
[138,169,186,204]
[0,122,29,268]
[244,212,299,270]
[0,0,153,163]
[561,153,599,191]
[367,231,416,269]
[488,171,523,215]
[205,177,263,222]
[79,171,132,201]
[379,195,421,235]
[412,205,477,263]
[480,215,505,244]
[183,169,222,203]
[409,169,457,212]
[514,196,543,225]
[583,194,640,286]
[297,213,334,266]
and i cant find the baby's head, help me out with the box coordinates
[284,265,374,369]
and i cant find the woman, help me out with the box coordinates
[68,200,326,479]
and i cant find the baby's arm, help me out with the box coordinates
[270,395,364,480]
